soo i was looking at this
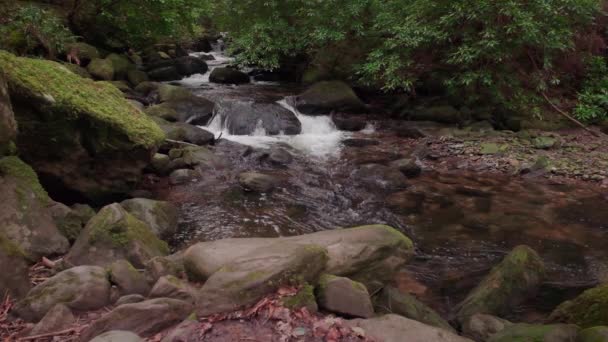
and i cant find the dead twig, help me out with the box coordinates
[541,92,603,138]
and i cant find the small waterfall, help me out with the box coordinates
[178,39,235,86]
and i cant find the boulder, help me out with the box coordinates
[294,81,366,115]
[533,136,558,149]
[238,172,278,192]
[316,274,374,318]
[169,169,199,185]
[196,243,328,316]
[347,314,474,342]
[488,323,579,342]
[577,327,608,342]
[166,146,225,171]
[106,53,134,79]
[89,331,143,342]
[115,294,146,306]
[109,259,150,296]
[49,202,89,242]
[28,304,75,336]
[161,316,199,342]
[462,313,512,341]
[0,233,31,299]
[15,266,111,322]
[151,153,171,175]
[332,116,366,131]
[0,157,69,259]
[0,51,165,203]
[157,120,215,146]
[0,72,17,155]
[149,275,197,303]
[65,42,99,65]
[65,204,169,268]
[374,286,455,332]
[455,245,545,324]
[63,63,94,79]
[144,255,186,284]
[87,58,115,80]
[209,67,250,84]
[148,66,182,82]
[213,101,301,135]
[281,284,318,312]
[260,148,293,167]
[175,56,208,76]
[127,70,149,87]
[79,298,193,340]
[354,164,408,191]
[550,283,608,328]
[147,96,215,125]
[157,84,192,103]
[184,225,414,288]
[120,198,178,239]
[134,81,160,95]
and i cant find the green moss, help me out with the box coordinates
[282,284,316,309]
[0,51,164,149]
[0,232,26,258]
[577,326,608,342]
[551,284,608,328]
[488,324,578,342]
[0,156,50,204]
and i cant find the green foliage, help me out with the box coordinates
[0,5,75,57]
[574,56,608,122]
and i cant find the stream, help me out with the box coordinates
[157,46,608,322]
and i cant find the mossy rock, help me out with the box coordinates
[61,63,92,79]
[127,70,149,87]
[295,81,366,115]
[316,274,374,318]
[157,84,192,103]
[577,326,608,342]
[106,53,134,79]
[87,58,115,80]
[0,51,165,202]
[455,245,545,324]
[550,283,608,328]
[120,198,179,238]
[0,72,17,155]
[487,323,579,342]
[282,284,318,312]
[0,232,31,299]
[66,42,99,63]
[65,203,169,268]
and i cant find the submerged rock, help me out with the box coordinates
[65,204,169,268]
[0,51,165,203]
[316,274,374,318]
[347,314,473,342]
[550,283,608,328]
[487,323,579,342]
[293,81,366,115]
[15,266,111,322]
[209,67,250,84]
[455,245,545,324]
[169,169,199,185]
[390,158,422,178]
[354,164,408,191]
[238,172,278,192]
[213,101,301,135]
[120,198,178,239]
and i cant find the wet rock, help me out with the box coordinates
[281,284,318,312]
[158,121,215,146]
[167,146,224,171]
[134,81,160,95]
[455,245,545,324]
[147,96,215,125]
[15,266,111,322]
[354,164,408,191]
[462,313,512,341]
[184,225,413,288]
[149,275,196,303]
[148,66,182,81]
[107,53,134,80]
[374,286,455,332]
[120,198,178,238]
[127,70,149,87]
[0,157,69,259]
[260,148,293,167]
[343,138,380,147]
[89,331,143,342]
[151,153,170,175]
[316,274,374,318]
[157,84,192,103]
[293,81,366,115]
[65,204,169,268]
[487,323,579,342]
[115,294,146,306]
[391,158,422,178]
[161,316,199,342]
[28,304,75,336]
[87,58,114,80]
[577,327,608,342]
[550,283,608,328]
[209,67,250,84]
[109,260,150,296]
[80,298,192,340]
[347,314,474,342]
[333,116,366,131]
[169,169,199,185]
[238,172,278,192]
[214,101,301,135]
[174,56,208,76]
[196,243,327,316]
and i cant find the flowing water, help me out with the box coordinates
[156,48,608,321]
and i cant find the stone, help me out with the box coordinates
[462,313,512,341]
[65,204,169,268]
[550,283,608,328]
[261,148,293,167]
[390,158,422,178]
[127,70,149,87]
[488,323,579,342]
[148,66,182,82]
[62,63,93,79]
[87,58,115,80]
[158,121,215,146]
[161,316,199,342]
[28,304,75,336]
[145,255,186,284]
[120,198,178,238]
[0,233,31,299]
[169,169,199,185]
[354,164,408,191]
[151,153,171,175]
[109,259,150,296]
[157,84,192,103]
[480,143,501,155]
[174,56,208,76]
[134,81,159,95]
[374,286,454,332]
[107,80,132,92]
[65,42,99,65]
[534,136,558,149]
[332,117,366,131]
[89,330,144,342]
[347,314,474,342]
[316,274,374,318]
[293,81,366,115]
[15,266,111,322]
[577,327,608,342]
[106,53,134,80]
[79,298,193,340]
[0,51,164,203]
[166,146,224,171]
[238,172,278,192]
[184,225,414,288]
[196,243,328,316]
[281,284,318,312]
[0,157,69,259]
[115,294,146,306]
[149,275,196,303]
[455,245,545,324]
[209,67,250,84]
[49,202,89,242]
[213,101,301,135]
[127,99,145,111]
